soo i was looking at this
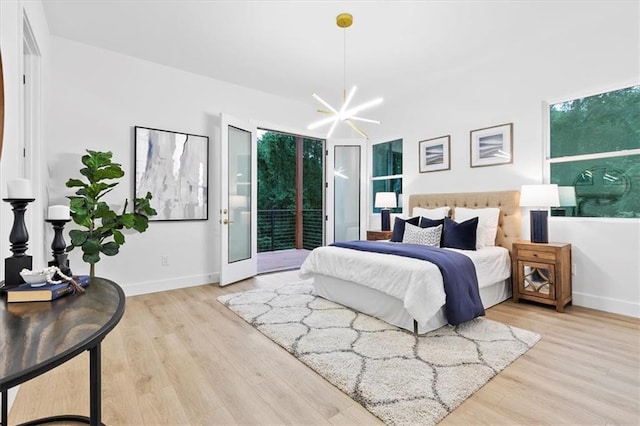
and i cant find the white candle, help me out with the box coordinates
[48,205,70,220]
[7,178,33,199]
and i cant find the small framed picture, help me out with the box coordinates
[470,123,513,167]
[419,135,451,173]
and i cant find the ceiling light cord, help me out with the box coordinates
[343,28,347,100]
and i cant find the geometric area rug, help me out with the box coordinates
[217,282,541,426]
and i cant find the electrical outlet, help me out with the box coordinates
[161,256,169,267]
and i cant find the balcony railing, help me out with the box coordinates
[258,209,323,252]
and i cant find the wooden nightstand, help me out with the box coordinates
[512,241,572,312]
[367,230,393,241]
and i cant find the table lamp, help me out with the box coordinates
[520,184,560,243]
[375,192,397,231]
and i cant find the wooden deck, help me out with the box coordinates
[257,249,311,274]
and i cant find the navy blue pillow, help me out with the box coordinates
[442,217,478,250]
[419,217,445,229]
[420,217,446,245]
[391,216,420,242]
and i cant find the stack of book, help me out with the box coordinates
[4,275,91,303]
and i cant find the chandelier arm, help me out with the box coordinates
[327,117,340,139]
[339,86,357,118]
[345,119,369,139]
[308,114,339,130]
[343,97,383,118]
[312,93,339,114]
[349,116,381,125]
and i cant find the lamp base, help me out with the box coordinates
[381,209,391,231]
[530,210,549,243]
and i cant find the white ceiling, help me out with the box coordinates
[41,1,622,109]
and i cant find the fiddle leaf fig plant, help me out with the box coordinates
[66,150,157,276]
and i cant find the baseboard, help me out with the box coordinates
[572,291,640,318]
[122,272,220,297]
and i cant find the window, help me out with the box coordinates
[549,86,640,218]
[372,139,402,213]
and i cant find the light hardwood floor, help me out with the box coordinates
[9,271,640,425]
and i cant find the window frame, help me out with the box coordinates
[370,138,403,214]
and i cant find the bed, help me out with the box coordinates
[299,190,521,334]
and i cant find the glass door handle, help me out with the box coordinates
[223,219,235,225]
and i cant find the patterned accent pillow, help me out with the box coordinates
[390,216,421,242]
[402,223,443,247]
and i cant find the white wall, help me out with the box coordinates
[371,3,640,317]
[45,36,318,295]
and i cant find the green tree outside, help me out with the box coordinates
[257,131,324,251]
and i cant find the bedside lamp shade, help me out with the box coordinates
[375,192,397,232]
[520,184,560,243]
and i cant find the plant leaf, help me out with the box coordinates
[135,192,158,216]
[83,252,101,265]
[94,202,113,218]
[94,165,125,181]
[113,229,125,245]
[69,229,88,246]
[101,241,120,256]
[119,213,135,228]
[84,150,114,169]
[82,238,101,256]
[132,214,149,232]
[66,178,86,188]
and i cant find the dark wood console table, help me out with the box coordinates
[1,277,125,426]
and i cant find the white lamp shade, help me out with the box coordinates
[519,184,560,208]
[374,192,397,208]
[558,186,577,207]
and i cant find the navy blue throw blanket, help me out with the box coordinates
[330,241,485,325]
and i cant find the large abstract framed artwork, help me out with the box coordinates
[419,135,450,173]
[470,122,513,167]
[134,126,209,221]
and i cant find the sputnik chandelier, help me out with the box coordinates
[307,13,383,139]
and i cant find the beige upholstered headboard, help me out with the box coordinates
[408,191,521,253]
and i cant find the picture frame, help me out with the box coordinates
[419,135,451,173]
[470,122,513,167]
[134,126,209,221]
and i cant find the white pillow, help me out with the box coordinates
[454,207,500,249]
[412,206,450,220]
[402,223,442,247]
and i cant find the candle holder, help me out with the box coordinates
[3,198,36,288]
[45,219,72,278]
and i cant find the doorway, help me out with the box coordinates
[257,129,324,273]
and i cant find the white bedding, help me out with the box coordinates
[299,243,511,327]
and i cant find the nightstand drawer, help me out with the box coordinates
[517,249,556,262]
